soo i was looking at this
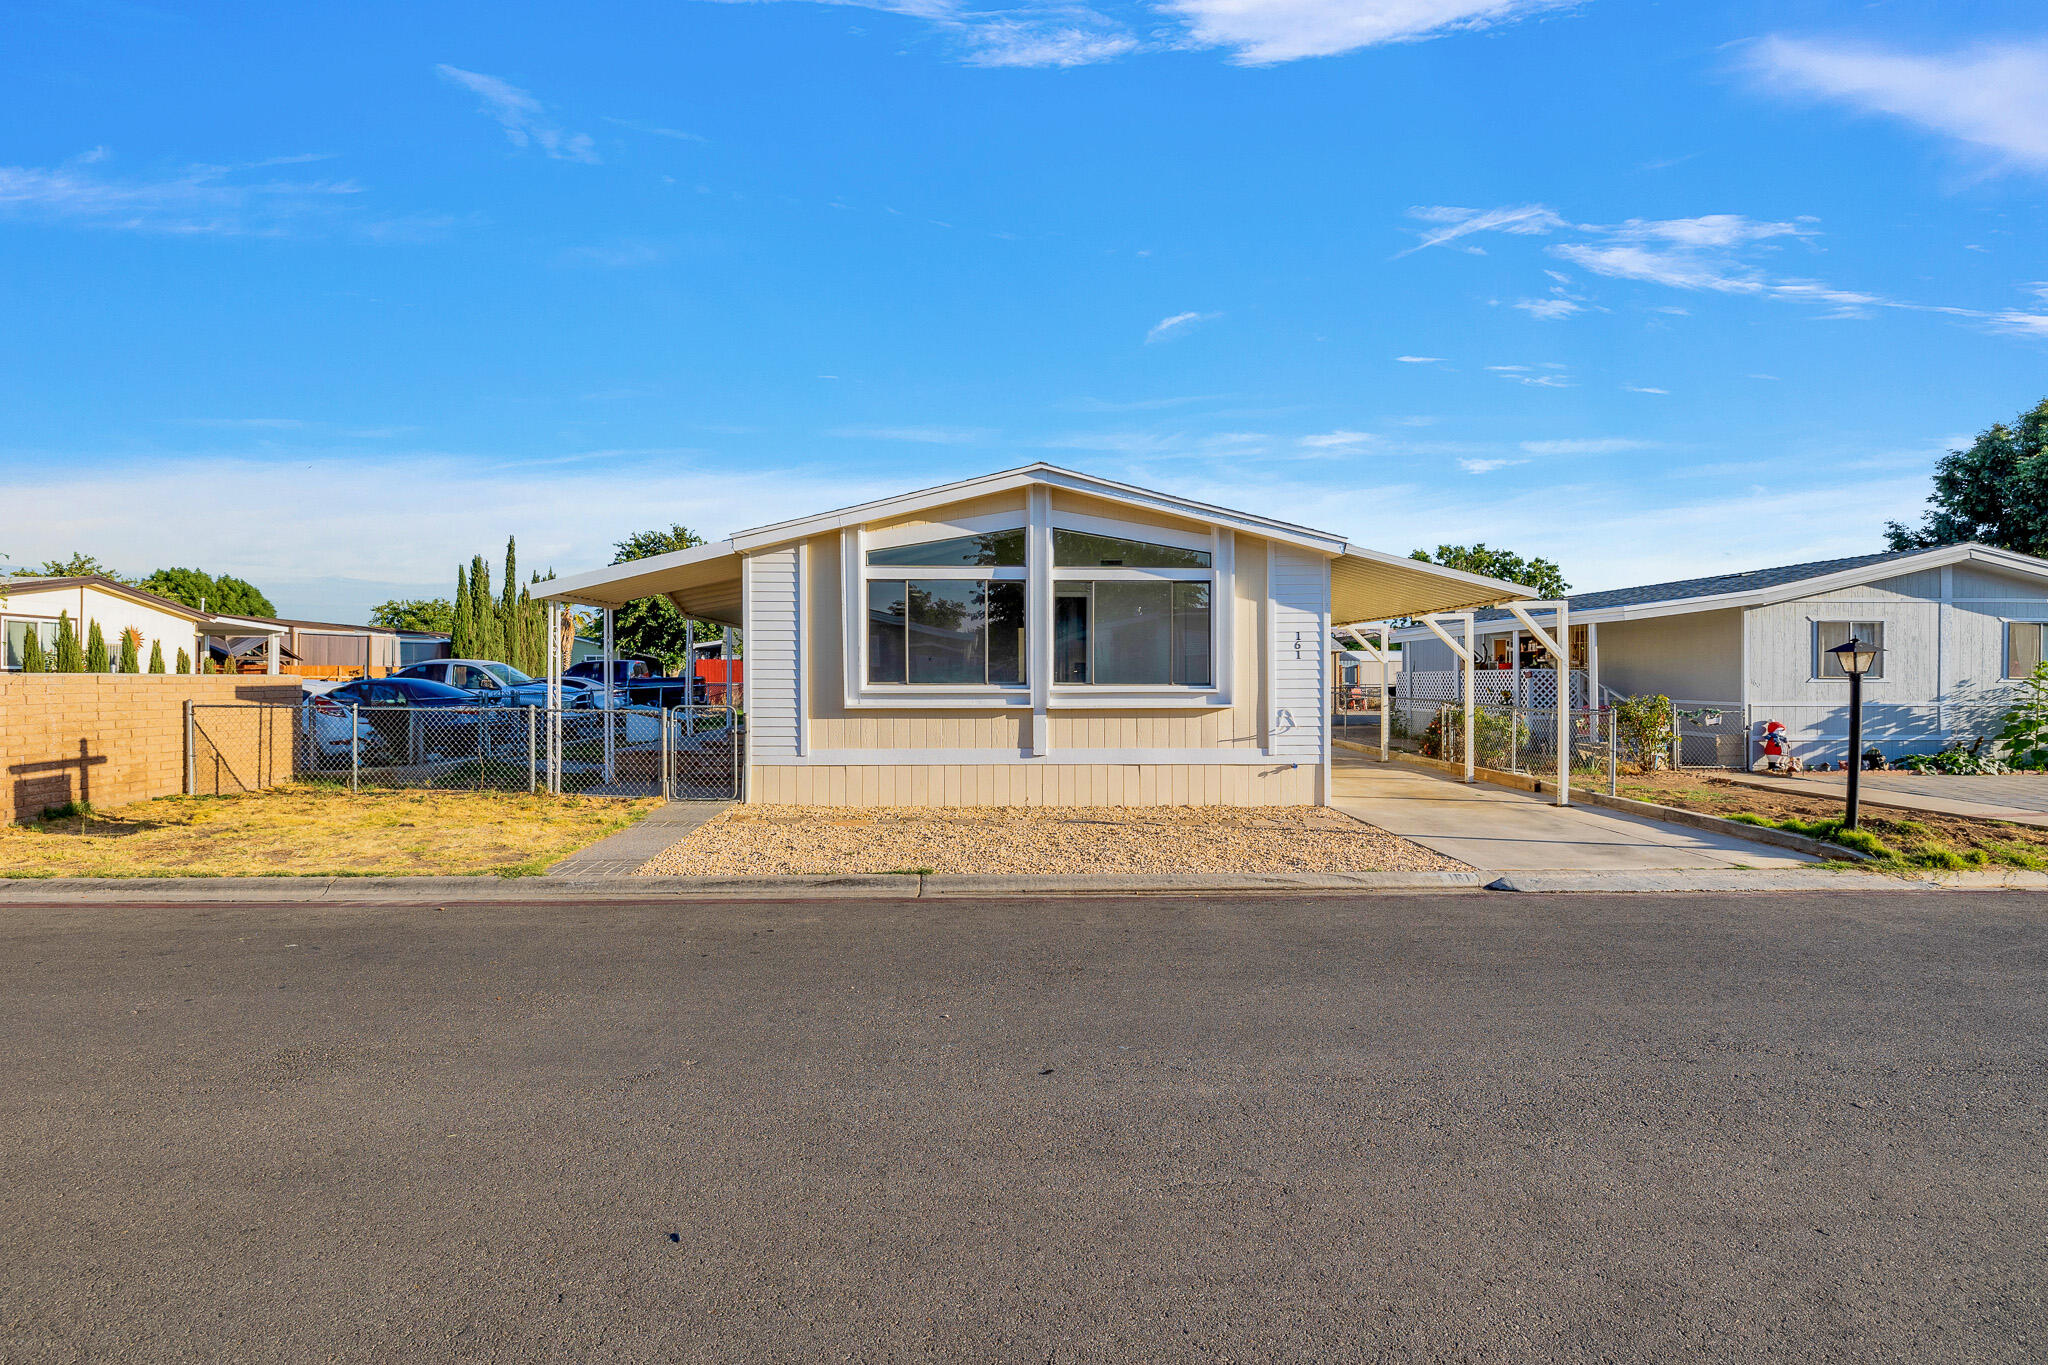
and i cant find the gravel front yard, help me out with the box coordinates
[639,804,1468,875]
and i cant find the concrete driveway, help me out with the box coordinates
[1333,756,1813,871]
[1721,768,2048,825]
[4,890,2043,1360]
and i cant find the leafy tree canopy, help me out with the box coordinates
[1409,544,1570,599]
[140,567,275,618]
[609,525,719,669]
[370,597,456,632]
[1886,398,2048,555]
[13,552,130,581]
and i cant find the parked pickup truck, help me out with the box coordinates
[622,675,711,709]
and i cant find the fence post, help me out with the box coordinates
[1670,699,1682,773]
[1608,710,1617,797]
[350,706,360,794]
[730,704,740,800]
[1509,705,1518,773]
[528,705,537,794]
[661,706,671,801]
[184,700,196,796]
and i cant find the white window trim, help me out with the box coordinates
[1810,617,1888,682]
[841,507,1235,710]
[2004,618,2048,680]
[0,614,62,671]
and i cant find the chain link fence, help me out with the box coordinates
[1384,700,1617,791]
[188,702,742,800]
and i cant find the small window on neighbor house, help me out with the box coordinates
[2007,622,2046,679]
[1814,620,1885,680]
[2,619,59,670]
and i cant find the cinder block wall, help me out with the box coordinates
[1,675,302,823]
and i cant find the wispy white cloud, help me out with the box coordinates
[712,0,1582,68]
[603,117,707,142]
[1513,296,1583,320]
[1163,0,1578,65]
[1409,201,2048,338]
[1457,457,1527,474]
[1746,37,2048,173]
[830,424,994,444]
[1298,430,1376,451]
[437,65,599,163]
[1623,384,1669,395]
[1394,354,1445,364]
[0,148,363,235]
[1145,310,1220,343]
[1519,437,1655,455]
[1487,364,1573,388]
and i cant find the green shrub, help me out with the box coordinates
[20,627,46,672]
[117,629,140,675]
[175,647,191,675]
[85,621,108,673]
[1896,745,2005,775]
[148,640,166,674]
[1998,661,2048,769]
[54,611,84,673]
[1612,693,1674,770]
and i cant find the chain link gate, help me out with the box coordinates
[187,701,742,800]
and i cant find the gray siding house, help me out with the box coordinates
[1392,542,2048,766]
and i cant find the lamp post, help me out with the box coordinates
[1828,635,1882,830]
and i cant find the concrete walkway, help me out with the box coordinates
[543,800,733,881]
[1331,757,1814,871]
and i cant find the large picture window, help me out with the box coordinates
[1814,620,1885,680]
[1053,580,1211,687]
[868,580,1024,685]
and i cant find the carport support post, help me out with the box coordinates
[183,700,196,796]
[545,600,562,795]
[602,607,616,787]
[1463,615,1475,784]
[1505,601,1571,807]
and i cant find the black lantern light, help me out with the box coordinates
[1828,634,1883,829]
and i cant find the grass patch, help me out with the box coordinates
[0,785,661,879]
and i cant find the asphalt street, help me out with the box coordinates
[3,890,2044,1361]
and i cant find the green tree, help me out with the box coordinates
[610,525,713,670]
[12,552,129,581]
[21,627,47,672]
[452,565,474,658]
[140,567,276,618]
[175,647,191,674]
[1886,398,2048,553]
[54,612,83,672]
[1409,544,1569,599]
[85,620,109,673]
[370,597,455,632]
[148,640,166,673]
[117,629,140,674]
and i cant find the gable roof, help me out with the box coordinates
[1390,541,2048,635]
[3,575,215,623]
[538,463,1534,622]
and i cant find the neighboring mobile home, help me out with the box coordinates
[1,575,283,672]
[540,464,1529,805]
[1391,542,2048,766]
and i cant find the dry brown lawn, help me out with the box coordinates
[641,804,1467,876]
[1618,772,2048,870]
[1,786,660,878]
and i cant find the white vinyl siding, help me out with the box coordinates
[1267,545,1327,760]
[745,547,802,759]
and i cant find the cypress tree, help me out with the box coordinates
[453,565,473,658]
[55,612,84,672]
[149,640,166,673]
[21,628,47,673]
[86,621,109,673]
[118,629,140,675]
[175,647,191,675]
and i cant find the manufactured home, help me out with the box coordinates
[1,575,283,673]
[1390,542,2048,765]
[539,464,1529,805]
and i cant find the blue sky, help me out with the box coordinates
[4,0,2045,620]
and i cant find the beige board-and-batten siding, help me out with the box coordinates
[740,494,1331,807]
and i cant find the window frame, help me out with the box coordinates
[1,615,61,671]
[842,505,1235,710]
[1812,619,1887,681]
[2005,620,2047,680]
